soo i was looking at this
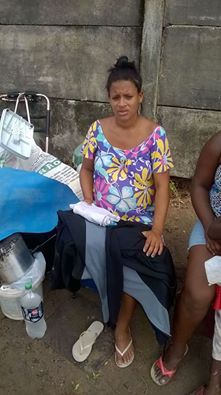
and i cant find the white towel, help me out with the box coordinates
[70,201,120,227]
[204,255,221,286]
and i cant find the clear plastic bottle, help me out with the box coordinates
[20,282,47,339]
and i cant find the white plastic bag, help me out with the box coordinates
[205,255,221,286]
[0,94,34,159]
[0,252,46,292]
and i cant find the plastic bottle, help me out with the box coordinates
[20,281,47,339]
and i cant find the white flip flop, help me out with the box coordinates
[72,321,104,362]
[115,339,134,368]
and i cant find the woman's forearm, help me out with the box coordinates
[80,167,94,203]
[191,184,215,231]
[207,217,221,240]
[152,182,170,235]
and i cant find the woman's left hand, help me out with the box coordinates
[142,229,164,257]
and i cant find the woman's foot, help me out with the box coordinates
[190,386,206,395]
[150,343,188,385]
[201,361,221,395]
[114,327,134,368]
[190,384,221,395]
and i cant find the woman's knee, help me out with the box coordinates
[179,246,215,311]
[180,282,214,313]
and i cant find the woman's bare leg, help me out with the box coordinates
[114,293,137,365]
[205,309,221,395]
[163,245,215,370]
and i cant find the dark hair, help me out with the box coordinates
[106,56,142,95]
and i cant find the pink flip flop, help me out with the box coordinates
[150,344,188,386]
[150,355,176,385]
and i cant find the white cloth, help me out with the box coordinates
[69,201,120,227]
[204,255,221,286]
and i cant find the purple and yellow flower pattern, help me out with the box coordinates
[81,120,173,224]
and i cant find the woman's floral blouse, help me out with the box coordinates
[82,120,173,224]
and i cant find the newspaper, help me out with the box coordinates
[0,143,83,200]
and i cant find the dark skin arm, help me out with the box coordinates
[79,157,94,204]
[143,171,170,257]
[207,217,221,241]
[191,131,221,254]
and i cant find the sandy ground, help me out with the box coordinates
[0,182,213,395]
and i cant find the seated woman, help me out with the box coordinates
[79,56,174,368]
[151,131,221,394]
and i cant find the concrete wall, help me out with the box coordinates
[1,0,221,177]
[0,1,143,26]
[165,0,221,26]
[0,0,142,164]
[142,0,221,178]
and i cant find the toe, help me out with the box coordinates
[115,342,134,367]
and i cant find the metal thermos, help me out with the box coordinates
[0,233,34,283]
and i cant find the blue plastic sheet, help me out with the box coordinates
[0,167,79,240]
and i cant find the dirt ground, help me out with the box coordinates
[165,179,196,285]
[1,180,213,395]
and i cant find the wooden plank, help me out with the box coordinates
[140,0,164,119]
[157,106,221,178]
[159,26,221,110]
[0,0,143,26]
[165,0,221,26]
[0,26,141,101]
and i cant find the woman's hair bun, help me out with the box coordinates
[115,56,129,68]
[106,55,142,93]
[114,56,135,70]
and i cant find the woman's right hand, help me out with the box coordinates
[142,229,164,257]
[84,198,93,205]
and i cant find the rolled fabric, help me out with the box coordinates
[70,201,120,226]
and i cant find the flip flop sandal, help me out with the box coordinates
[72,321,104,362]
[150,355,176,385]
[189,385,207,395]
[115,338,134,368]
[150,344,189,386]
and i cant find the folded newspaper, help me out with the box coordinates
[0,142,83,200]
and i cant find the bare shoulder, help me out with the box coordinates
[201,131,221,154]
[196,131,221,170]
[206,130,221,146]
[140,116,158,135]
